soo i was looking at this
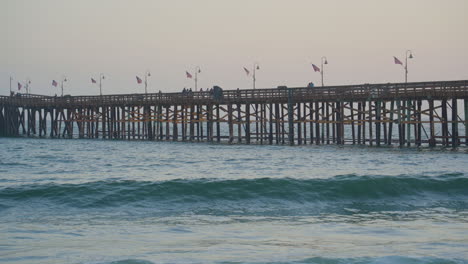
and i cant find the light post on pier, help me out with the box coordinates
[405,50,414,83]
[60,76,67,96]
[99,74,105,96]
[9,76,13,95]
[252,62,260,89]
[243,63,260,89]
[144,71,151,94]
[194,66,201,92]
[253,63,260,89]
[394,50,414,83]
[321,56,328,87]
[24,78,31,94]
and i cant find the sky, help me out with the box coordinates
[1,0,468,96]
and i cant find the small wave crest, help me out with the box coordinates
[272,256,465,264]
[92,256,466,264]
[106,260,154,264]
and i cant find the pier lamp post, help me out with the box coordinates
[60,76,67,96]
[405,50,414,83]
[99,74,105,96]
[321,56,328,87]
[9,76,13,95]
[144,71,151,94]
[24,79,31,94]
[253,63,260,89]
[194,66,201,92]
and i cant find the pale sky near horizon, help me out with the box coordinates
[1,0,467,96]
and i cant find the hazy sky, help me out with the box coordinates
[2,0,467,95]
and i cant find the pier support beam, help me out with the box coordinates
[287,89,295,145]
[429,99,435,147]
[245,104,251,144]
[376,100,381,146]
[442,99,448,147]
[465,99,468,146]
[452,99,458,148]
[388,101,394,145]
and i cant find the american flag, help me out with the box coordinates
[311,64,321,72]
[136,76,142,84]
[91,78,97,84]
[243,67,250,75]
[52,80,58,87]
[186,71,193,79]
[17,82,22,91]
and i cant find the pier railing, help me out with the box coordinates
[1,80,467,107]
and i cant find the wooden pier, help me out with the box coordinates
[1,80,467,147]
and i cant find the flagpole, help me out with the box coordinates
[320,57,324,87]
[253,64,255,89]
[9,76,12,95]
[321,56,328,87]
[144,75,147,94]
[61,78,63,96]
[405,52,408,83]
[405,50,413,84]
[99,73,104,96]
[194,66,200,92]
[25,78,31,94]
[253,62,260,89]
[145,70,151,94]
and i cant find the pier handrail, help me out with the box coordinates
[1,80,467,107]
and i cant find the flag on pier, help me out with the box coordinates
[17,82,22,91]
[136,76,142,84]
[394,56,403,65]
[52,80,58,87]
[186,71,192,78]
[91,78,96,83]
[243,67,250,75]
[311,64,321,72]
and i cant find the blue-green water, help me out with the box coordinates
[0,138,467,264]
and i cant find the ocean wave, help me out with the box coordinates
[0,174,466,210]
[94,256,468,264]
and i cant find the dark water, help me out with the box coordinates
[0,138,467,264]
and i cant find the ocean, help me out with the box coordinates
[0,138,467,264]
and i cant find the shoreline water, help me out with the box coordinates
[0,137,467,263]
